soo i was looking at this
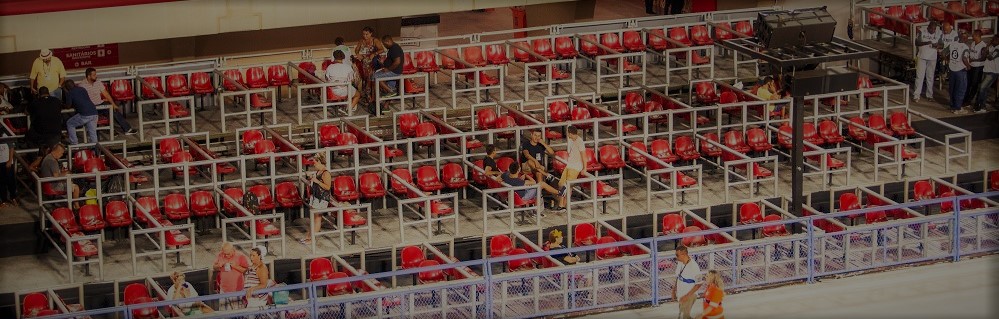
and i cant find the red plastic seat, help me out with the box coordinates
[415,259,446,284]
[134,196,162,225]
[400,245,425,269]
[335,132,358,155]
[247,185,276,211]
[847,117,868,142]
[818,120,845,144]
[245,66,268,89]
[649,139,679,164]
[275,182,303,208]
[189,191,218,217]
[582,148,603,172]
[253,140,276,165]
[440,163,469,189]
[990,170,999,191]
[318,124,341,148]
[402,52,418,75]
[186,72,213,95]
[690,25,713,46]
[867,114,894,136]
[221,188,244,215]
[857,76,880,98]
[485,44,510,65]
[734,21,754,37]
[532,38,556,59]
[739,203,764,224]
[595,236,622,260]
[700,133,722,157]
[110,79,135,102]
[462,46,487,66]
[694,82,719,104]
[546,101,570,123]
[673,136,700,161]
[124,283,159,319]
[140,76,163,99]
[600,32,624,52]
[105,200,132,227]
[966,1,986,17]
[296,62,318,84]
[579,34,600,56]
[415,166,444,192]
[415,122,438,146]
[746,128,772,152]
[913,180,935,201]
[939,190,957,213]
[333,175,360,202]
[265,65,291,87]
[72,149,97,172]
[571,107,592,129]
[598,145,626,169]
[903,5,927,23]
[680,226,706,247]
[554,36,578,58]
[761,215,789,237]
[494,115,517,139]
[889,112,916,136]
[647,29,668,50]
[415,51,439,73]
[440,48,460,69]
[390,168,413,194]
[222,69,244,91]
[667,27,692,47]
[839,193,862,221]
[166,74,190,96]
[621,30,645,52]
[723,130,750,153]
[359,172,387,199]
[507,248,534,271]
[989,1,999,16]
[715,22,734,41]
[22,292,51,318]
[163,193,190,220]
[868,7,887,28]
[75,204,105,232]
[627,142,647,167]
[803,122,825,146]
[661,213,685,235]
[398,113,420,137]
[574,223,598,246]
[242,130,264,154]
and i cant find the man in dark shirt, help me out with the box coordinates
[25,87,64,148]
[373,35,404,97]
[521,130,555,182]
[483,144,501,180]
[63,80,98,145]
[500,162,559,202]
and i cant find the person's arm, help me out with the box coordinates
[373,39,386,56]
[964,50,972,69]
[521,148,538,166]
[541,140,555,155]
[977,46,989,62]
[29,63,39,93]
[5,146,12,168]
[914,31,929,47]
[385,56,401,72]
[681,283,703,300]
[99,88,118,110]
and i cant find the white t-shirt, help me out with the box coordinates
[166,281,200,309]
[676,258,702,297]
[984,45,999,74]
[325,62,355,96]
[566,136,585,171]
[969,40,987,67]
[331,45,352,62]
[916,26,942,60]
[0,143,9,163]
[948,42,971,72]
[941,31,959,50]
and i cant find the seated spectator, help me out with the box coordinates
[244,246,274,309]
[24,87,64,149]
[78,68,136,135]
[543,229,579,264]
[38,143,80,207]
[372,35,404,98]
[325,50,361,113]
[501,162,560,206]
[521,130,555,183]
[166,271,213,315]
[483,144,502,179]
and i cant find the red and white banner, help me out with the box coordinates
[52,44,120,69]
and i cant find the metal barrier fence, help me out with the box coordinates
[36,191,998,319]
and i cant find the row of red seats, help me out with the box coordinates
[869,2,994,37]
[911,180,988,213]
[307,257,394,296]
[774,122,846,169]
[845,113,919,160]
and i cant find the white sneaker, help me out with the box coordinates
[974,108,988,113]
[952,109,969,115]
[912,96,920,103]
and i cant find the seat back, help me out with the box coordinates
[140,76,163,98]
[598,145,623,166]
[416,165,441,185]
[647,29,668,50]
[241,130,264,153]
[739,203,763,224]
[309,258,334,281]
[868,114,888,132]
[245,66,268,88]
[579,34,599,55]
[761,215,788,237]
[690,25,711,44]
[574,223,597,246]
[415,122,438,139]
[555,36,577,55]
[359,172,386,194]
[819,120,840,139]
[463,46,486,65]
[649,139,672,160]
[595,236,621,259]
[662,213,685,234]
[222,188,244,213]
[440,48,460,69]
[889,112,911,130]
[695,82,716,98]
[297,62,317,83]
[599,32,622,51]
[719,91,738,104]
[247,185,273,207]
[548,101,570,122]
[532,38,554,57]
[110,79,135,101]
[400,246,425,268]
[622,30,644,50]
[267,65,290,86]
[319,124,341,146]
[123,283,151,304]
[163,193,189,213]
[485,44,508,64]
[623,92,644,114]
[398,113,420,137]
[913,180,935,200]
[802,122,821,143]
[723,130,746,149]
[22,292,49,317]
[190,190,217,214]
[275,181,301,201]
[847,117,867,140]
[680,226,706,246]
[715,22,734,40]
[333,175,358,197]
[746,128,768,147]
[441,163,466,183]
[166,74,189,96]
[667,27,691,46]
[222,69,244,91]
[390,168,412,193]
[839,193,862,211]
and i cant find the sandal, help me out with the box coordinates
[299,238,311,245]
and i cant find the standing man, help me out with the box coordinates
[63,80,99,144]
[939,22,959,79]
[24,87,64,149]
[521,130,555,183]
[913,21,942,102]
[673,245,702,319]
[964,30,988,106]
[213,242,249,309]
[30,49,67,100]
[557,126,586,211]
[973,36,999,113]
[372,35,404,101]
[325,50,361,114]
[78,68,137,135]
[947,32,972,115]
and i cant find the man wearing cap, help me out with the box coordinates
[30,49,67,100]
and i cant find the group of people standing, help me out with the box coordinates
[913,21,999,114]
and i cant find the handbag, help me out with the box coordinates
[272,284,290,305]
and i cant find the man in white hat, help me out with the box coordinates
[30,49,67,100]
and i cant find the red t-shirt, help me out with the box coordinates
[216,252,249,293]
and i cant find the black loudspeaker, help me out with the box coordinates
[757,7,836,49]
[786,67,858,97]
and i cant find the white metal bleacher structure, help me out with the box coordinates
[3,5,997,319]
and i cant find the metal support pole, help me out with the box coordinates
[791,96,804,217]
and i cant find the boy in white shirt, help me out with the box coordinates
[964,30,988,106]
[973,36,999,112]
[947,32,972,114]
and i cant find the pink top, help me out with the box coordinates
[215,251,249,293]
